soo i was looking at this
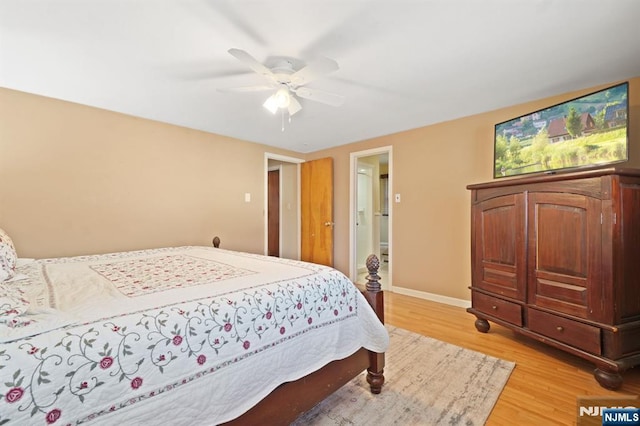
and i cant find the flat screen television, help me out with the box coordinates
[494,82,629,178]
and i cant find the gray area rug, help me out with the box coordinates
[292,326,515,425]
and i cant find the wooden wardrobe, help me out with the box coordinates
[467,167,640,389]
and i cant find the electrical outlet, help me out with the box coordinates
[395,193,401,203]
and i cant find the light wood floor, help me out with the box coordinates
[383,292,640,426]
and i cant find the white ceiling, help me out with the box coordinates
[2,1,639,154]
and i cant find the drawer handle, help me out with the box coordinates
[491,305,498,310]
[556,326,564,332]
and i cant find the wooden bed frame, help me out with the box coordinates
[212,237,386,425]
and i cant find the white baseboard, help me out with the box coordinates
[390,286,471,309]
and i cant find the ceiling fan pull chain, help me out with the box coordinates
[281,109,285,132]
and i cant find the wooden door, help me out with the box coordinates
[268,169,280,257]
[301,157,333,266]
[527,192,602,320]
[472,193,527,301]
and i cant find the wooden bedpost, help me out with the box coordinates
[364,254,384,323]
[212,236,220,248]
[364,254,385,394]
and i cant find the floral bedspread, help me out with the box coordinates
[0,247,389,425]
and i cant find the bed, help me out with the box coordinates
[0,232,388,425]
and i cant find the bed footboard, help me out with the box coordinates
[211,238,386,425]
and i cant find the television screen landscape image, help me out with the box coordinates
[494,82,629,178]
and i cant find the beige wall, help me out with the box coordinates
[309,77,640,300]
[2,77,639,302]
[0,88,303,258]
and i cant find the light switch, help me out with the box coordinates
[244,193,251,202]
[395,193,401,203]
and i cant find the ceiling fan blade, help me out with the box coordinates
[288,96,302,116]
[228,48,274,79]
[172,67,254,81]
[289,57,339,86]
[218,85,274,93]
[294,87,345,107]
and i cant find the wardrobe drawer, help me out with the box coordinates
[528,309,601,355]
[472,292,523,326]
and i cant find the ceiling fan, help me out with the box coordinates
[219,48,345,117]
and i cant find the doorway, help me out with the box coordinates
[264,153,304,259]
[356,163,374,271]
[350,147,392,289]
[267,169,280,256]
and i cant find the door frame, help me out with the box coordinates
[264,153,304,258]
[349,146,393,289]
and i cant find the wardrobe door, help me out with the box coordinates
[472,193,527,301]
[527,192,602,319]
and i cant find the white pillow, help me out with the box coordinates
[0,283,31,328]
[0,257,13,282]
[0,228,17,282]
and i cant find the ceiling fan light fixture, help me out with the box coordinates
[263,87,291,115]
[274,87,290,108]
[263,94,279,114]
[288,95,302,116]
